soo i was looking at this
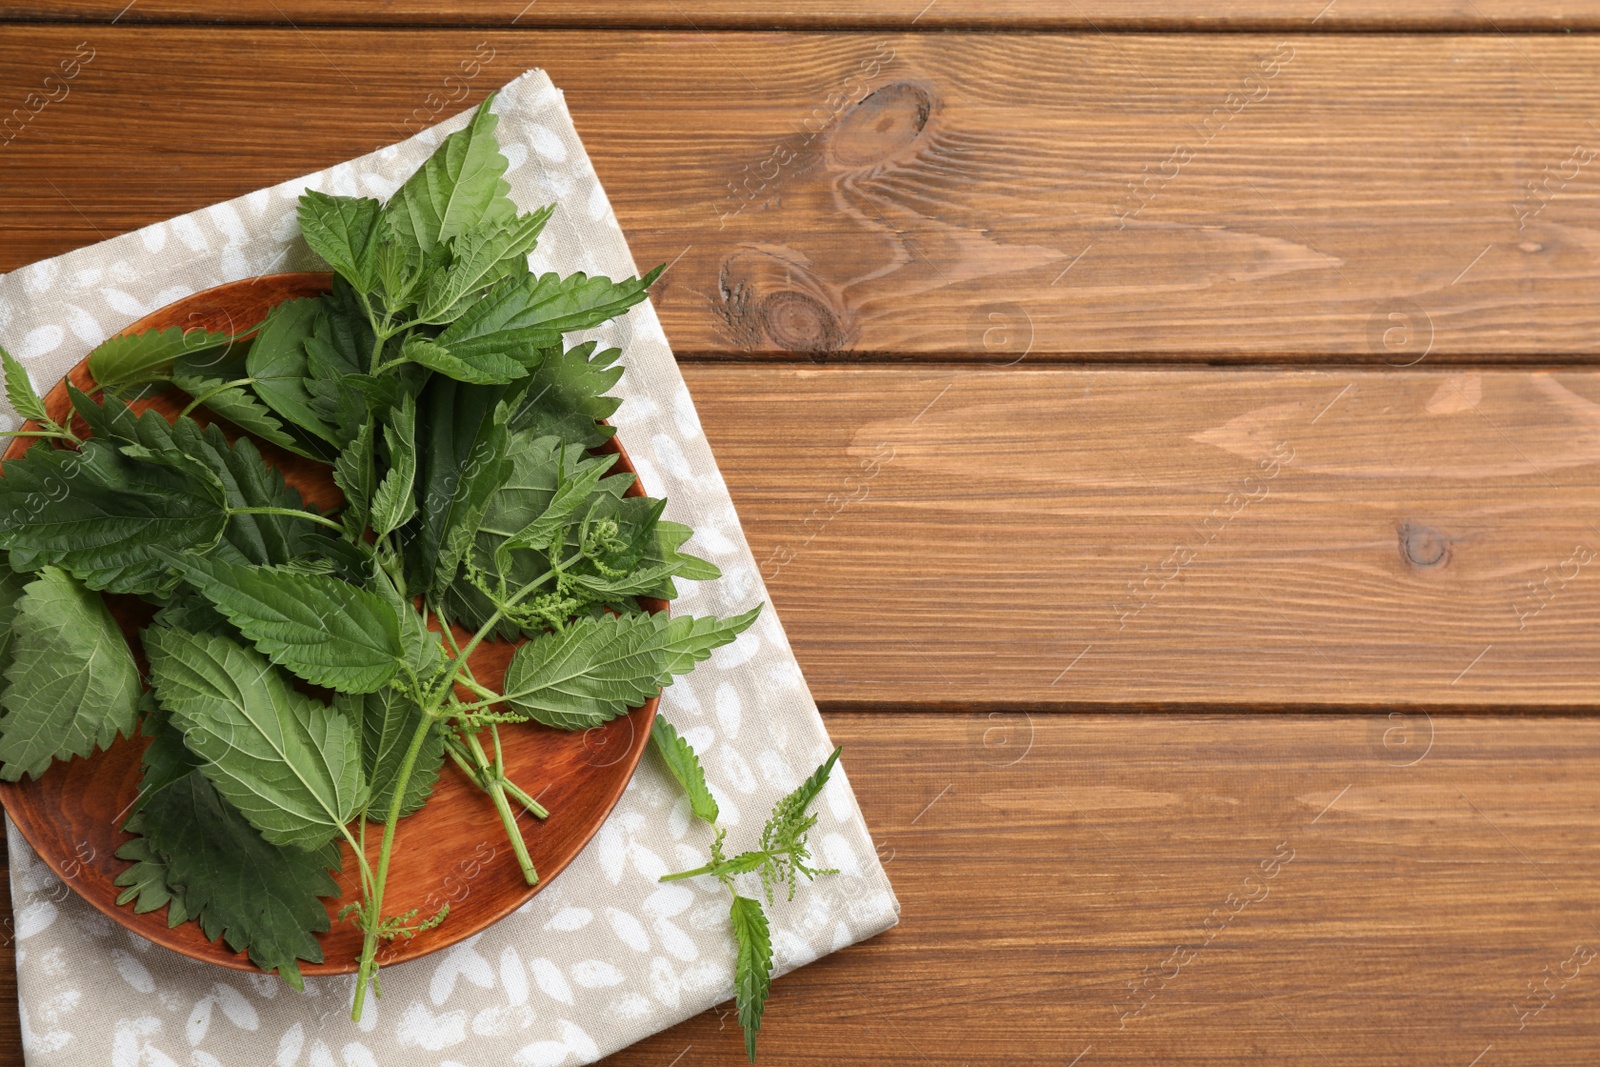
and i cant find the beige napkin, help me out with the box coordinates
[0,70,897,1066]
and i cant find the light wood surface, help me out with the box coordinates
[683,364,1600,708]
[0,6,1597,1067]
[5,30,1600,360]
[600,710,1600,1066]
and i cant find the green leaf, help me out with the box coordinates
[128,705,202,817]
[416,207,554,324]
[442,436,633,635]
[0,434,228,595]
[298,191,384,293]
[371,393,418,539]
[89,326,244,392]
[303,281,376,440]
[247,296,336,444]
[0,566,140,780]
[651,717,718,824]
[779,746,842,823]
[400,335,526,385]
[119,770,340,988]
[0,569,31,680]
[361,685,444,822]
[0,343,49,425]
[437,268,662,365]
[507,340,624,448]
[151,591,230,636]
[500,607,760,730]
[170,370,326,460]
[60,398,318,572]
[731,893,773,1062]
[496,441,622,555]
[383,95,515,256]
[645,521,722,595]
[413,378,515,599]
[145,627,366,850]
[333,419,376,540]
[163,554,402,694]
[168,418,325,568]
[112,830,191,927]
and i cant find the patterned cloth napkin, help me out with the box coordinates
[0,70,897,1066]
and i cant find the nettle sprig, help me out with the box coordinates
[653,718,842,1060]
[0,93,759,1024]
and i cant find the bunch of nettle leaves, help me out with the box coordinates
[0,95,837,1058]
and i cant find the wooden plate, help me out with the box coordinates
[0,273,660,976]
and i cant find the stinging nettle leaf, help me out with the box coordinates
[383,94,516,257]
[166,417,326,569]
[333,419,376,541]
[171,369,326,460]
[651,717,719,824]
[120,767,341,988]
[416,207,554,324]
[0,568,31,680]
[0,434,228,595]
[781,746,842,823]
[400,335,526,386]
[112,828,192,928]
[0,343,49,425]
[360,685,444,823]
[370,393,418,539]
[89,325,246,392]
[437,267,662,365]
[247,296,337,444]
[413,377,515,599]
[507,340,624,448]
[298,191,385,293]
[145,627,366,851]
[731,894,773,1062]
[163,553,402,694]
[500,606,761,731]
[0,566,140,781]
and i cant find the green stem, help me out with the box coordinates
[0,428,76,441]
[500,777,549,820]
[228,506,344,532]
[337,825,379,904]
[463,728,538,884]
[443,734,549,818]
[351,706,439,1020]
[351,588,561,1018]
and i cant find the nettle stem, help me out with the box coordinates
[351,704,439,1020]
[228,506,344,532]
[464,727,537,885]
[350,589,543,1020]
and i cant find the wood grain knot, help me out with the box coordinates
[830,81,934,167]
[714,248,854,354]
[1399,522,1451,569]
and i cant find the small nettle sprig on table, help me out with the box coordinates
[0,92,841,1057]
[655,719,842,1061]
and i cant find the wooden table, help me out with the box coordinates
[3,3,1600,1064]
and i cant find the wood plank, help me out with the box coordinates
[8,0,1600,31]
[3,29,1600,360]
[598,711,1600,1065]
[680,363,1600,708]
[7,712,1594,1064]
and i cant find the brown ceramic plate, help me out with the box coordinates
[0,273,660,976]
